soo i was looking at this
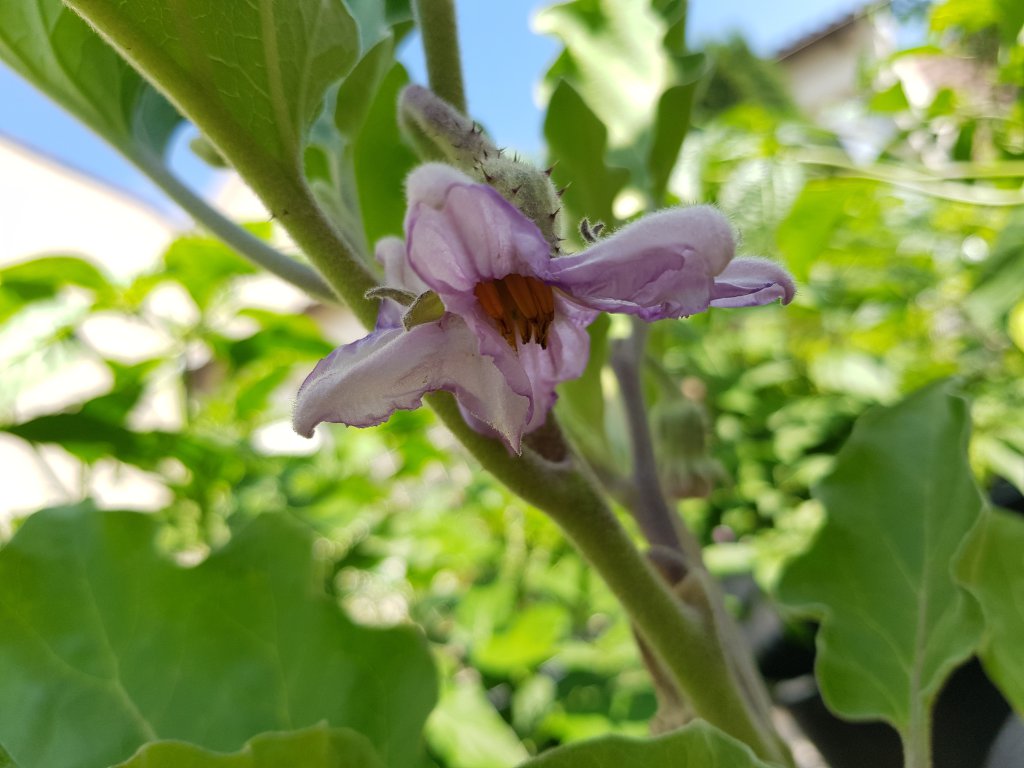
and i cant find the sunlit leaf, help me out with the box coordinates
[544,81,629,227]
[353,63,419,244]
[162,233,260,311]
[113,725,385,768]
[535,0,671,148]
[957,508,1024,715]
[776,180,856,282]
[776,382,984,741]
[426,677,530,768]
[0,504,436,768]
[647,52,707,206]
[0,255,115,324]
[519,720,775,767]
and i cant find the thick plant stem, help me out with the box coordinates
[902,709,933,768]
[132,152,337,304]
[412,0,467,114]
[426,392,792,766]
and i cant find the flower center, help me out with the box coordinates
[473,275,555,350]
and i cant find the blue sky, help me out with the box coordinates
[0,0,868,214]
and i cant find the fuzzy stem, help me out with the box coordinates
[412,0,467,114]
[425,392,790,766]
[131,152,337,303]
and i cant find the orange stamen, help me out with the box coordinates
[474,275,556,350]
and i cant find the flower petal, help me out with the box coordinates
[406,182,552,295]
[405,162,476,210]
[710,258,795,308]
[293,316,531,450]
[549,205,736,320]
[376,235,427,295]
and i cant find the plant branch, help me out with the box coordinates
[610,321,693,560]
[412,0,467,114]
[131,152,337,304]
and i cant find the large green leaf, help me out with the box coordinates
[646,52,706,207]
[113,725,385,768]
[957,508,1024,715]
[64,0,359,173]
[518,720,775,767]
[0,504,436,768]
[544,81,629,227]
[0,0,181,163]
[0,256,115,325]
[776,382,984,742]
[535,0,671,149]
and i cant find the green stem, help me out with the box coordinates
[131,151,336,304]
[426,393,790,766]
[902,707,933,768]
[412,0,467,114]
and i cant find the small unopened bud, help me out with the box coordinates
[651,398,724,500]
[399,85,498,169]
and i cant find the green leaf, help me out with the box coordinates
[518,720,775,767]
[544,81,629,227]
[113,725,385,768]
[353,62,419,244]
[426,677,530,768]
[0,0,181,163]
[162,233,260,311]
[646,52,707,206]
[67,0,357,167]
[776,179,856,282]
[965,210,1024,330]
[0,505,436,768]
[472,603,571,676]
[535,0,673,149]
[776,382,984,741]
[957,508,1024,715]
[0,255,114,324]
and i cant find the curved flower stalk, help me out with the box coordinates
[293,163,794,451]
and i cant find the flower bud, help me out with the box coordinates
[399,85,498,169]
[651,398,724,500]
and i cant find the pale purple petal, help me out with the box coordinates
[406,163,476,210]
[373,236,424,329]
[406,183,553,295]
[293,316,531,451]
[710,258,795,308]
[548,205,736,320]
[376,236,427,295]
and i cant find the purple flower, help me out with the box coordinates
[293,164,794,452]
